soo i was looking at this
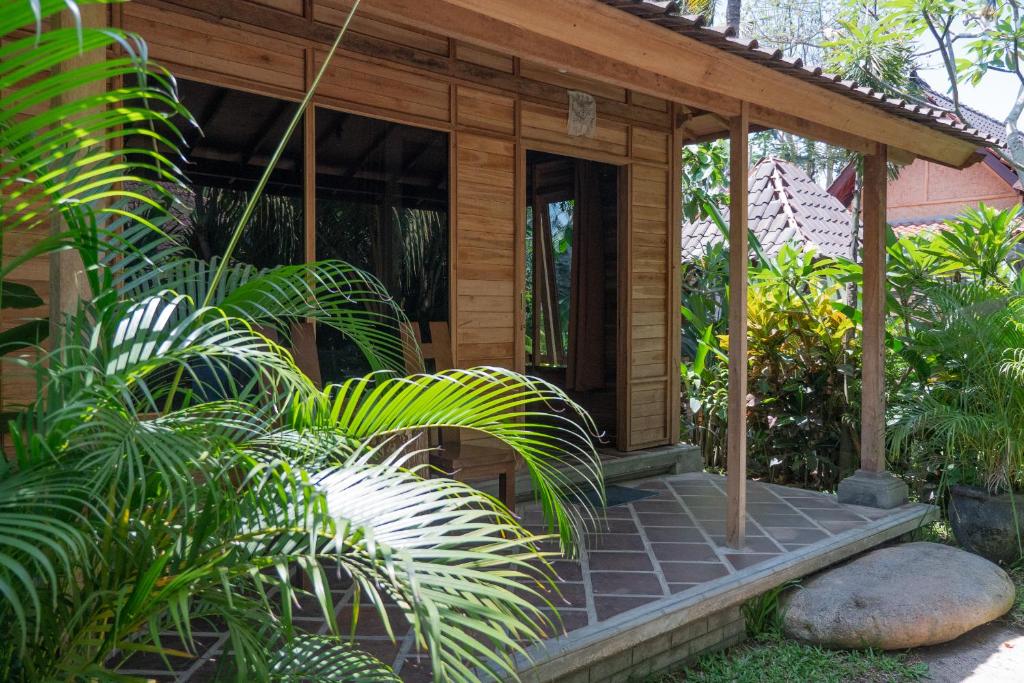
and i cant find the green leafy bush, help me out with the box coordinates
[0,2,603,680]
[682,244,860,488]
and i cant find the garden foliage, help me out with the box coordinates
[682,196,1024,495]
[0,1,603,680]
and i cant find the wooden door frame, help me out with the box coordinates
[516,146,628,449]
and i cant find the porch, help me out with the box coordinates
[114,472,937,682]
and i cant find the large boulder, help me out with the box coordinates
[781,542,1015,650]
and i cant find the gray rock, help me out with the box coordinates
[781,542,1015,650]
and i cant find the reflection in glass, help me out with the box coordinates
[314,109,449,380]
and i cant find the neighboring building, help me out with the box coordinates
[829,77,1022,236]
[682,157,855,260]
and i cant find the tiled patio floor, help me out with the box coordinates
[117,473,935,682]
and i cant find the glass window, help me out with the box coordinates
[314,108,449,380]
[169,81,304,269]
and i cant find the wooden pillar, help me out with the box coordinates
[837,144,908,508]
[726,102,749,549]
[860,146,887,473]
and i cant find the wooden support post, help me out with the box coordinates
[726,101,749,550]
[837,144,908,508]
[861,147,887,474]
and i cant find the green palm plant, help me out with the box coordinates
[0,1,604,680]
[925,205,1024,286]
[889,283,1024,494]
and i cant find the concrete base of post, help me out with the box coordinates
[837,469,909,509]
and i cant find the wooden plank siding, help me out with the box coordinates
[110,0,684,450]
[623,155,675,449]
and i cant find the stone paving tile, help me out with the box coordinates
[543,608,590,634]
[597,517,640,533]
[631,499,686,513]
[650,541,720,562]
[588,532,646,551]
[163,472,903,682]
[590,570,664,596]
[588,550,655,571]
[763,527,829,544]
[529,581,587,608]
[637,511,697,526]
[659,561,731,583]
[802,507,869,522]
[644,526,707,543]
[551,559,584,581]
[748,512,821,528]
[594,594,661,620]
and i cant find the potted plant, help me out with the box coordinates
[890,282,1024,565]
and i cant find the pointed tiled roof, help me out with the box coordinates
[682,157,855,260]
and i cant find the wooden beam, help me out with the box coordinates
[888,146,916,167]
[726,101,749,550]
[860,146,887,473]
[304,48,316,267]
[358,0,978,167]
[748,104,875,156]
[669,102,684,445]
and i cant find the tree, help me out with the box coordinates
[889,0,1024,174]
[0,1,603,680]
[727,0,743,33]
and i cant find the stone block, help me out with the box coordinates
[837,469,909,509]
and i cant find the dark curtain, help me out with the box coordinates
[567,160,606,391]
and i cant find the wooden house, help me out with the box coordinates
[12,0,1003,544]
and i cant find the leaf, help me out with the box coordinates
[0,318,48,354]
[0,281,43,309]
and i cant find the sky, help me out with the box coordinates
[915,36,1017,124]
[712,2,1019,127]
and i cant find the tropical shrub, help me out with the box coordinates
[741,255,860,490]
[886,205,1024,496]
[889,284,1024,495]
[0,1,602,681]
[681,243,860,489]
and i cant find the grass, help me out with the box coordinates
[646,520,1021,683]
[1003,564,1024,630]
[647,631,928,683]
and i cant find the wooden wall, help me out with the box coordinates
[116,0,683,451]
[1,21,55,415]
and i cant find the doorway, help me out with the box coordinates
[525,150,620,442]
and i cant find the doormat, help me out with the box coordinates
[578,484,656,508]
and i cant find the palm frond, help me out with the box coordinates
[0,461,95,654]
[120,256,420,374]
[1,0,190,297]
[297,367,604,551]
[268,636,400,682]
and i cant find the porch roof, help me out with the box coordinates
[600,0,1000,151]
[382,0,992,168]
